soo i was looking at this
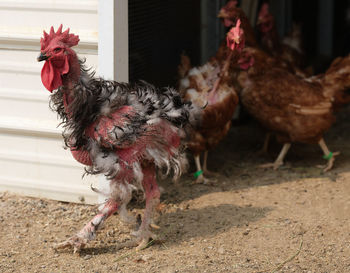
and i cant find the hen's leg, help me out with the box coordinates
[193,154,209,184]
[131,165,160,250]
[55,199,119,253]
[260,143,291,170]
[202,151,219,177]
[257,133,271,155]
[318,138,340,172]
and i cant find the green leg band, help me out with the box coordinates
[194,170,203,178]
[323,152,333,160]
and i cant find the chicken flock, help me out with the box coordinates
[37,0,350,253]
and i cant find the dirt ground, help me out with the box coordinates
[1,106,350,273]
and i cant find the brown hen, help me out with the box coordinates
[237,49,350,171]
[215,0,258,67]
[179,23,244,183]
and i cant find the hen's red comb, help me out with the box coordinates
[40,24,79,50]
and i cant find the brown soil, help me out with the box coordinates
[1,107,350,273]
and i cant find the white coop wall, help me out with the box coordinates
[0,0,100,204]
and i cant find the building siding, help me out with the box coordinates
[0,0,99,204]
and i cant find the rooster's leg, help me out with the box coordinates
[193,154,209,184]
[118,191,135,225]
[202,151,219,177]
[54,199,119,253]
[260,143,291,170]
[317,138,340,172]
[131,165,160,250]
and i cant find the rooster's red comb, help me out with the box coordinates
[40,24,79,50]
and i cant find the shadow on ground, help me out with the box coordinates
[72,203,271,255]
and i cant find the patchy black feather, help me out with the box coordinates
[50,59,195,151]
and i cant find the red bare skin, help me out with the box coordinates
[131,164,161,249]
[55,164,160,253]
[55,200,119,253]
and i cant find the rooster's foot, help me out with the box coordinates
[54,234,89,253]
[131,228,157,251]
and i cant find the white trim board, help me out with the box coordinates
[0,1,97,13]
[98,0,128,81]
[0,175,98,204]
[0,88,49,103]
[0,116,61,137]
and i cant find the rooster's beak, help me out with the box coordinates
[37,52,49,62]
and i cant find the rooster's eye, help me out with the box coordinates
[54,47,62,52]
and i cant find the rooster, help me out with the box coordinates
[178,22,243,183]
[237,48,350,171]
[37,25,197,252]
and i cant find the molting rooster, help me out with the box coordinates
[37,25,198,252]
[178,22,243,183]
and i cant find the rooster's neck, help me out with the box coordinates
[55,55,82,117]
[62,56,81,91]
[61,55,82,107]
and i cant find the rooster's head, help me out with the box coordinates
[38,25,80,92]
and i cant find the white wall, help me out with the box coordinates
[0,0,99,204]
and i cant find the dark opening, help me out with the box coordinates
[129,0,201,87]
[129,0,350,85]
